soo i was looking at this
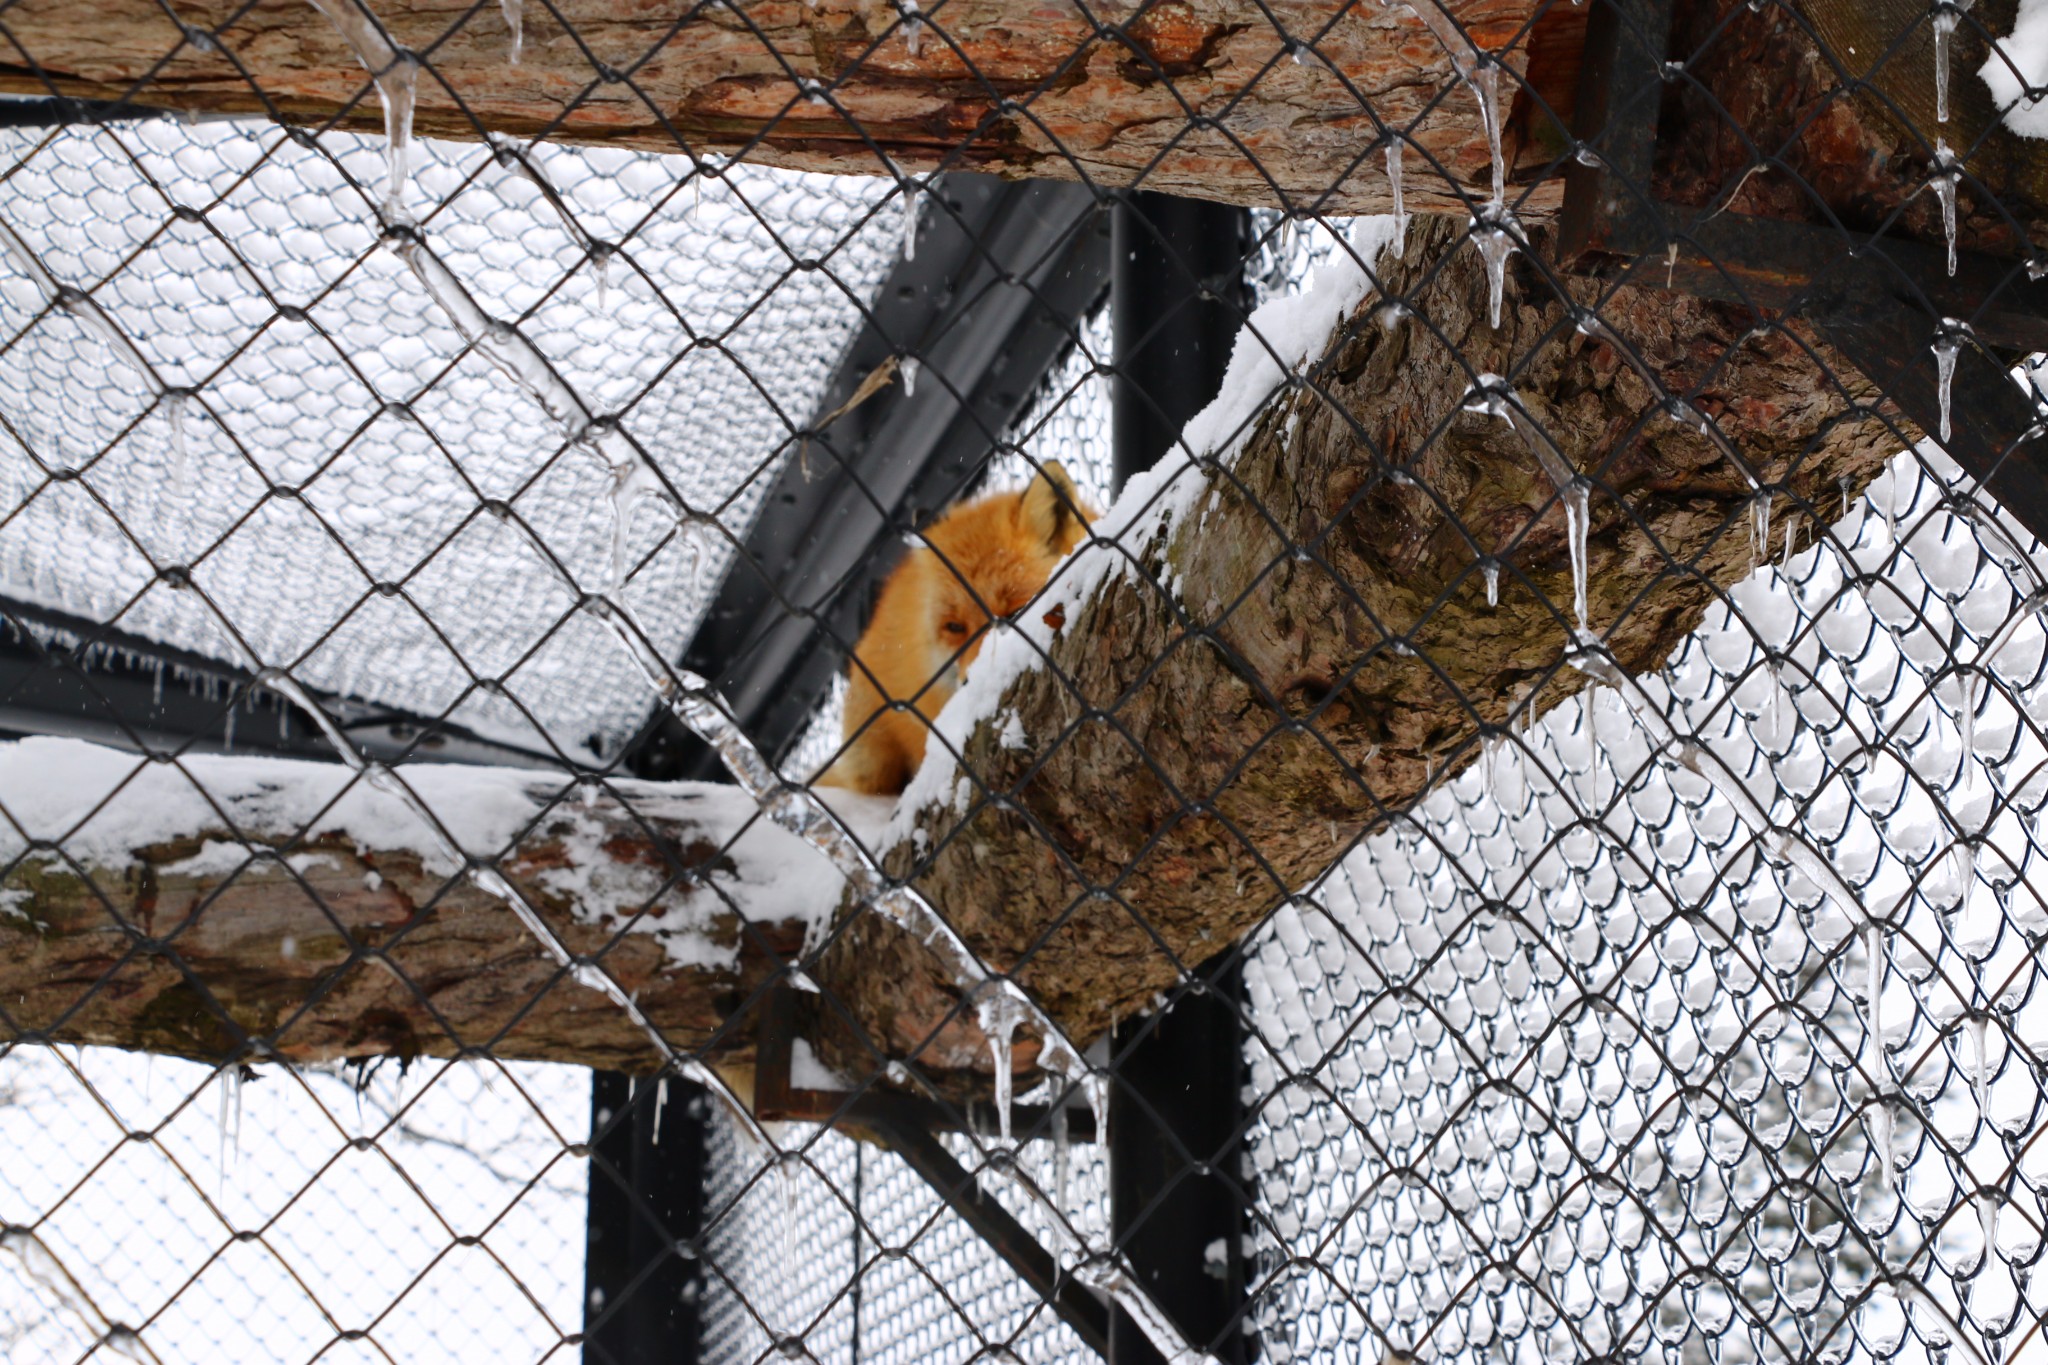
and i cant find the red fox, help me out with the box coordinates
[822,463,1096,795]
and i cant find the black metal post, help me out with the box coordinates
[1111,192,1249,488]
[582,1072,711,1365]
[1108,191,1254,1365]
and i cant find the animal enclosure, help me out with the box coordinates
[4,1,2048,1364]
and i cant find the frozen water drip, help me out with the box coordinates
[1933,140,1962,276]
[1934,0,1976,124]
[1468,203,1520,328]
[1933,319,1967,442]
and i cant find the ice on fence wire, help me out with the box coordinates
[1385,138,1407,257]
[1937,0,1977,123]
[1463,374,1585,627]
[501,0,523,62]
[1406,2,1505,205]
[1933,139,1962,275]
[1933,320,1965,441]
[1469,203,1519,329]
[303,0,416,213]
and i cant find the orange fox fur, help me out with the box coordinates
[822,463,1095,795]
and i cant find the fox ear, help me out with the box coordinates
[1016,461,1090,553]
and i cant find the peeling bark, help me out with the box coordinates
[0,0,1582,218]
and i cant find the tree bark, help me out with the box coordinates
[0,742,843,1073]
[813,213,1901,1085]
[0,0,1583,219]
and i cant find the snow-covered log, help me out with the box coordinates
[0,0,1584,219]
[0,738,872,1073]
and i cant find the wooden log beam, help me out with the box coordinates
[0,737,869,1073]
[0,0,1586,218]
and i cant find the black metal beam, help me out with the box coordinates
[1111,193,1252,488]
[632,175,1111,781]
[857,1105,1113,1358]
[1108,192,1254,1365]
[0,594,557,769]
[582,1072,711,1365]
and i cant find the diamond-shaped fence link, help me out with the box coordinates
[2,0,2046,1363]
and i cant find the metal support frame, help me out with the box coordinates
[0,594,555,768]
[749,984,1110,1357]
[635,174,1111,781]
[582,1072,711,1365]
[1108,192,1255,1365]
[1558,0,2048,542]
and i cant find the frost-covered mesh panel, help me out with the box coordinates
[701,1115,1104,1365]
[1243,444,2048,1365]
[7,3,2048,1365]
[0,120,898,756]
[0,1048,587,1361]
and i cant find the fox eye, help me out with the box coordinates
[941,620,970,638]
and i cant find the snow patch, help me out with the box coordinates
[0,737,852,967]
[1981,1,2048,138]
[790,1038,854,1090]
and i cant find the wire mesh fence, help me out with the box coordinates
[4,0,2048,1362]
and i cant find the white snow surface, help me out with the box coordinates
[1981,0,2048,137]
[886,218,1401,840]
[0,737,872,964]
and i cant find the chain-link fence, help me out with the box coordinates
[5,0,2048,1362]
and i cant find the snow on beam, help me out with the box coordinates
[0,738,877,1074]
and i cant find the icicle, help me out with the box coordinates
[1979,1189,2002,1266]
[1564,481,1589,631]
[1933,140,1961,276]
[1961,668,1979,775]
[1407,4,1503,203]
[1385,138,1407,258]
[652,1075,668,1144]
[1780,510,1800,574]
[900,0,924,55]
[501,0,523,63]
[979,986,1024,1145]
[1865,923,1886,1055]
[775,1152,800,1259]
[303,0,417,215]
[1870,1094,1896,1194]
[1051,1102,1071,1213]
[901,356,919,398]
[594,246,612,314]
[1483,558,1500,607]
[899,173,922,260]
[1464,373,1585,624]
[1083,1070,1110,1149]
[1751,491,1771,569]
[218,1066,241,1190]
[1933,320,1963,441]
[1474,59,1504,205]
[1468,203,1520,328]
[1965,1011,1994,1130]
[1934,1,1975,124]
